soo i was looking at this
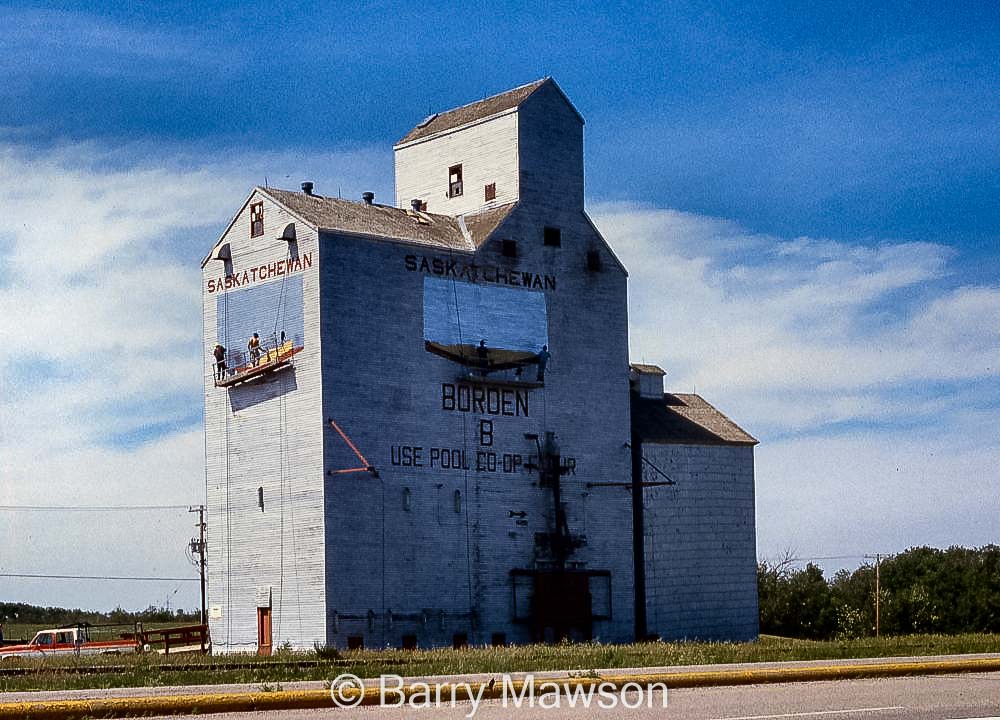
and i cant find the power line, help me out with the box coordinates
[0,505,192,512]
[0,573,198,582]
[793,554,869,561]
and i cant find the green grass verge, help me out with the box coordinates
[2,633,999,693]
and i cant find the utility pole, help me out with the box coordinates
[864,553,883,637]
[189,505,207,626]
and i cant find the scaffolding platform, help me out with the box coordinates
[215,342,303,388]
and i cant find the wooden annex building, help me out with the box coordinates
[201,78,758,653]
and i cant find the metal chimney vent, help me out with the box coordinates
[362,191,375,205]
[410,199,423,211]
[301,181,314,195]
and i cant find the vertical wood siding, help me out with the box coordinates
[203,192,326,652]
[642,444,759,641]
[318,198,634,648]
[394,113,519,216]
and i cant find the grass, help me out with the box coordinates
[1,633,999,693]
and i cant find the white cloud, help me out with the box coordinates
[0,430,206,611]
[590,201,1000,434]
[0,139,386,610]
[591,201,1000,568]
[756,417,1000,574]
[0,7,226,76]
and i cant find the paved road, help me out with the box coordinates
[135,672,1000,720]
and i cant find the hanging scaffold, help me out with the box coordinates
[215,332,303,388]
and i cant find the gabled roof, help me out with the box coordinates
[632,392,757,446]
[397,78,564,145]
[260,187,516,252]
[463,202,517,248]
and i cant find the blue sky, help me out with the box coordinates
[0,1,997,611]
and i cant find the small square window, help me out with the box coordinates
[347,635,364,650]
[543,227,561,247]
[401,634,418,650]
[250,202,264,238]
[485,183,496,202]
[448,164,463,198]
[501,239,518,258]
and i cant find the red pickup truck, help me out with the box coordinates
[0,625,137,660]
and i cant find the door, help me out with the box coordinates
[257,608,272,656]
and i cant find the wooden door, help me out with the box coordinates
[257,608,272,656]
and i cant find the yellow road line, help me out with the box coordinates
[1,657,999,719]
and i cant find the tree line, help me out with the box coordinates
[759,545,1000,639]
[1,602,198,628]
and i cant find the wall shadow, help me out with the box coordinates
[228,367,298,412]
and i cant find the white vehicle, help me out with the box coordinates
[0,625,137,660]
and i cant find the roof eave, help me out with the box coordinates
[200,186,321,269]
[393,106,521,150]
[317,226,475,253]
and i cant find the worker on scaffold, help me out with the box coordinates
[213,343,227,380]
[248,332,262,366]
[477,339,490,376]
[536,344,551,381]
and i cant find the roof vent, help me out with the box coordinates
[362,191,375,205]
[410,199,423,211]
[415,113,438,129]
[629,363,666,399]
[301,181,314,196]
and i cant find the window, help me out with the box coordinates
[448,164,463,198]
[501,239,518,258]
[543,227,561,247]
[485,183,496,202]
[250,201,264,238]
[587,250,602,271]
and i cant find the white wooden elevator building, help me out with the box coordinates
[201,78,758,652]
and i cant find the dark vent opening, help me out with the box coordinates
[586,250,602,271]
[452,632,468,649]
[485,183,496,202]
[347,635,364,650]
[501,239,518,258]
[401,634,418,650]
[544,226,561,247]
[491,632,507,647]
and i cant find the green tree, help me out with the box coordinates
[758,560,836,639]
